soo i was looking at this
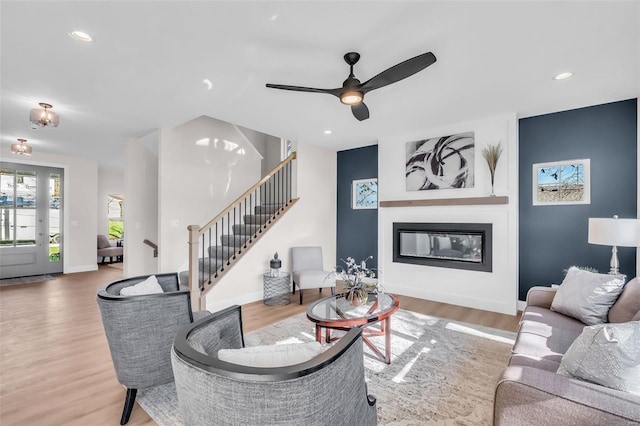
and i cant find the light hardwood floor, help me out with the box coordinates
[0,266,520,426]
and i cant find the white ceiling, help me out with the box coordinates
[1,1,638,170]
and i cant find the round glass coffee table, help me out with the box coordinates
[306,292,400,364]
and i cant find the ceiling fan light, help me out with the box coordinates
[29,103,60,128]
[11,138,32,155]
[340,91,363,105]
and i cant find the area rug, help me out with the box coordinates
[138,309,516,425]
[0,274,54,287]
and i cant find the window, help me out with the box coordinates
[108,194,124,240]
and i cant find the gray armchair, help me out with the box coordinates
[97,273,209,425]
[97,234,123,263]
[291,246,336,304]
[171,305,377,425]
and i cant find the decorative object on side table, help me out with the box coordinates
[269,252,281,277]
[482,142,502,196]
[332,256,380,306]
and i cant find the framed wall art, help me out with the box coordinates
[352,178,378,209]
[532,159,590,205]
[405,132,475,191]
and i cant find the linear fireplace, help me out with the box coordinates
[393,222,492,272]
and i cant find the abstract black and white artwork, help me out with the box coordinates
[405,132,475,191]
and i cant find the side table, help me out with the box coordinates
[263,272,291,306]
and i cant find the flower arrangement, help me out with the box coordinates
[332,256,380,305]
[482,142,503,196]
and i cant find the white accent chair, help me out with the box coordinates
[291,246,336,304]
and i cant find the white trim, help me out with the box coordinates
[205,290,263,313]
[382,282,517,316]
[65,264,99,273]
[517,300,527,312]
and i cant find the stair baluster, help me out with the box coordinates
[187,153,299,310]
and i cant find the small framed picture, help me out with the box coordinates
[352,178,378,209]
[532,159,590,206]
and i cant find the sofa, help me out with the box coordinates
[494,275,640,425]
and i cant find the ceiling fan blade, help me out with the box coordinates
[360,52,437,93]
[351,103,370,121]
[266,83,341,97]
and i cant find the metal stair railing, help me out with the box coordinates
[187,152,298,310]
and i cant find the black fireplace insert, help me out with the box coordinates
[393,222,492,272]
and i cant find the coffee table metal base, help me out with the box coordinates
[315,317,392,364]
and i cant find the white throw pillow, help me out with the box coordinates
[119,275,164,296]
[551,267,626,325]
[218,342,323,368]
[557,321,640,395]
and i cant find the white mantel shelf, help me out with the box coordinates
[379,196,509,208]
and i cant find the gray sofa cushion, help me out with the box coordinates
[508,353,561,372]
[520,306,586,333]
[609,277,640,323]
[512,320,583,364]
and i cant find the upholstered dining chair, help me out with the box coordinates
[171,305,377,425]
[97,273,209,425]
[291,246,336,304]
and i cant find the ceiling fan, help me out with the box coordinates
[266,51,437,121]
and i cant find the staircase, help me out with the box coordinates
[187,153,298,309]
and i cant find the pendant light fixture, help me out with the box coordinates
[11,138,32,155]
[29,102,60,128]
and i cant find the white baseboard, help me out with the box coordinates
[204,290,264,313]
[383,283,517,316]
[517,300,526,312]
[64,264,99,274]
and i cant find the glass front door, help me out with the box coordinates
[0,162,64,279]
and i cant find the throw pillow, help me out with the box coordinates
[218,341,324,368]
[119,275,164,296]
[557,321,640,395]
[608,277,640,323]
[551,266,626,325]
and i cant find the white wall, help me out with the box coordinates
[97,169,124,236]
[239,125,282,177]
[124,132,159,277]
[377,113,518,315]
[0,147,98,273]
[158,116,262,273]
[205,141,337,311]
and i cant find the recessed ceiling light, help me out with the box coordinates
[553,72,574,80]
[324,130,332,135]
[69,31,93,42]
[202,79,213,90]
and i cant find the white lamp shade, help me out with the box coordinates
[10,142,32,155]
[30,107,60,128]
[588,217,640,247]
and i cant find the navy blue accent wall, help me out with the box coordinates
[337,145,378,269]
[519,99,637,300]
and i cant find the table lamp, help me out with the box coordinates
[588,215,640,274]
